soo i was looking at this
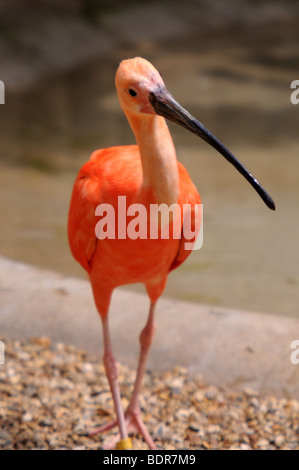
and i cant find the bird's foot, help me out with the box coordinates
[89,406,156,450]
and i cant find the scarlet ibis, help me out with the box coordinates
[68,57,275,449]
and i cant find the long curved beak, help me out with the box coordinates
[149,87,275,211]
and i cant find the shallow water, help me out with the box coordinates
[0,24,298,318]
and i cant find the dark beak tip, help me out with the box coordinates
[260,189,276,211]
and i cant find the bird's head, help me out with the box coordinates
[115,57,165,116]
[115,57,275,211]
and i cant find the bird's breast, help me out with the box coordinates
[92,197,182,286]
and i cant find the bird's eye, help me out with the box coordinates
[129,89,137,97]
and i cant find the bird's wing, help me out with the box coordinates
[67,149,110,273]
[68,183,96,271]
[169,163,201,272]
[68,146,142,273]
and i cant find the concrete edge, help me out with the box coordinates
[0,255,298,399]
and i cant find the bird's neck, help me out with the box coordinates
[127,113,179,206]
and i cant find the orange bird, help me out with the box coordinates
[68,57,275,450]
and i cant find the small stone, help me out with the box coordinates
[202,441,211,449]
[39,418,53,427]
[194,390,205,402]
[81,362,94,373]
[274,435,284,447]
[289,400,299,412]
[226,432,240,443]
[175,408,194,421]
[256,438,270,447]
[205,388,217,400]
[30,337,51,348]
[207,424,221,434]
[187,424,200,432]
[155,424,172,441]
[22,412,33,422]
[249,397,260,408]
[239,443,252,450]
[169,378,184,395]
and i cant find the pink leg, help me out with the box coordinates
[123,301,157,449]
[99,316,128,443]
[127,301,156,412]
[91,302,157,449]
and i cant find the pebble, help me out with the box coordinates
[207,424,221,434]
[0,337,298,450]
[274,435,284,447]
[22,412,33,422]
[194,390,205,402]
[154,424,172,441]
[205,388,217,401]
[169,378,184,395]
[256,438,270,447]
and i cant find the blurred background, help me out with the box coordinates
[0,0,298,318]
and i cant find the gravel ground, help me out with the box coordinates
[0,337,298,450]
